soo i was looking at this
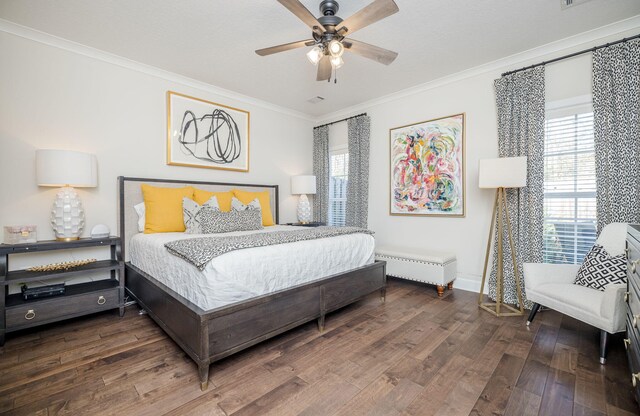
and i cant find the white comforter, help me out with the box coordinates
[129,225,375,311]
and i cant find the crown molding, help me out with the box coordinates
[2,14,638,124]
[316,15,640,124]
[0,18,315,122]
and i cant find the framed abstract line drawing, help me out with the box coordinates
[389,113,465,217]
[167,91,250,172]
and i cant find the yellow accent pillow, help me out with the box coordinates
[232,189,275,226]
[193,189,233,212]
[141,184,194,233]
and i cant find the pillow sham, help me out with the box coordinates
[232,189,275,226]
[574,244,627,291]
[193,188,233,212]
[231,197,261,211]
[141,184,194,233]
[134,202,145,232]
[183,196,220,234]
[200,206,263,234]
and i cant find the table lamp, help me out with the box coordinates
[36,149,97,241]
[478,156,527,317]
[291,175,316,224]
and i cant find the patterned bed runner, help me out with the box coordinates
[165,226,374,270]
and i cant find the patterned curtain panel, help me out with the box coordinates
[592,39,640,232]
[313,126,330,224]
[346,115,371,228]
[492,67,545,306]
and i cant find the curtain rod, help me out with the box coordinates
[313,113,367,130]
[501,33,640,77]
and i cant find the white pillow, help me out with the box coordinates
[134,202,145,232]
[231,197,261,211]
[183,196,220,234]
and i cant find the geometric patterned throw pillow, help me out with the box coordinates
[574,244,627,291]
[231,197,261,212]
[183,196,220,234]
[199,207,263,234]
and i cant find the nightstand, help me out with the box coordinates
[0,236,124,346]
[285,222,326,227]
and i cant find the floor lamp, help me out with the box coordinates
[478,156,527,317]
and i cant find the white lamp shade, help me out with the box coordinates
[291,175,316,195]
[478,156,527,189]
[36,149,97,187]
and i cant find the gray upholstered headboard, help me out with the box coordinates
[118,176,279,261]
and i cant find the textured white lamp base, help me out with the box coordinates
[297,194,312,224]
[50,186,85,241]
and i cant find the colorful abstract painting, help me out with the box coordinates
[389,114,465,216]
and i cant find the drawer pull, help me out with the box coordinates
[97,296,106,305]
[24,309,36,320]
[633,372,640,387]
[632,259,640,274]
[625,291,630,302]
[634,315,640,328]
[624,338,631,349]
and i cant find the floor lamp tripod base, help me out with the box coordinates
[478,187,525,317]
[479,302,524,317]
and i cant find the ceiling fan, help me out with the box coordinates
[256,0,399,82]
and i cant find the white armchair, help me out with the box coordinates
[524,222,628,364]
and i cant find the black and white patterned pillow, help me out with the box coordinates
[183,196,220,234]
[231,197,261,212]
[200,206,263,234]
[574,244,627,291]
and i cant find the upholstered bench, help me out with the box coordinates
[375,248,457,297]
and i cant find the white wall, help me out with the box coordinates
[0,30,313,268]
[316,25,640,293]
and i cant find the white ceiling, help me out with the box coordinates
[1,0,639,117]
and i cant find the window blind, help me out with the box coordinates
[543,111,597,264]
[329,152,348,226]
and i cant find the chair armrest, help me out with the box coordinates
[601,284,627,328]
[523,263,581,290]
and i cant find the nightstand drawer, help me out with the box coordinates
[6,286,119,330]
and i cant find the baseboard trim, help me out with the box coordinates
[454,277,482,294]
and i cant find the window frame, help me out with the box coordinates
[328,145,348,227]
[542,97,597,265]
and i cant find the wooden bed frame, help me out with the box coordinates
[118,176,387,390]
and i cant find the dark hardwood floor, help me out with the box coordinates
[0,278,637,416]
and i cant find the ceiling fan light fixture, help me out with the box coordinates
[330,55,344,69]
[256,0,399,81]
[328,39,344,57]
[306,46,323,65]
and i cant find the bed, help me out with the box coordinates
[118,176,387,390]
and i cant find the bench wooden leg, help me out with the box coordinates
[437,285,445,297]
[447,281,454,290]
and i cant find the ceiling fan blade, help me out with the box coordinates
[277,0,326,33]
[339,0,399,36]
[256,40,315,56]
[344,39,398,65]
[317,55,331,81]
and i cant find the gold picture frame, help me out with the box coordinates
[167,91,250,172]
[389,113,466,217]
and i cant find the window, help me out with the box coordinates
[329,149,348,226]
[543,110,597,264]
